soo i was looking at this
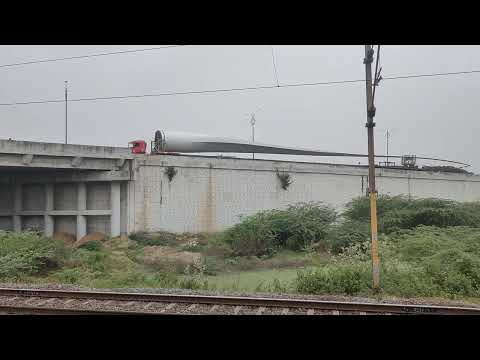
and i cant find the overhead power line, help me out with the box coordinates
[1,69,480,107]
[0,45,186,68]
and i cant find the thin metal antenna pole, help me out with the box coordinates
[386,130,389,164]
[64,81,68,144]
[251,114,255,159]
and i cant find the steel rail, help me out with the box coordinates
[0,288,479,315]
[0,305,154,315]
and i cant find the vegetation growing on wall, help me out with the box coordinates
[164,166,177,182]
[275,169,293,190]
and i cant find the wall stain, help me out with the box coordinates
[203,164,215,233]
[160,178,163,205]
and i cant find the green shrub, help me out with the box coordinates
[344,196,480,233]
[178,276,209,290]
[0,231,66,279]
[221,212,278,256]
[344,195,413,222]
[70,247,107,268]
[54,268,82,284]
[296,263,370,296]
[325,220,371,254]
[221,202,336,256]
[78,240,103,251]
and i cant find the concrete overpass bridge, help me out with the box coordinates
[0,139,133,240]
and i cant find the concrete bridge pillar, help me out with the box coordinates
[110,182,121,237]
[76,182,87,240]
[44,183,54,237]
[13,183,22,231]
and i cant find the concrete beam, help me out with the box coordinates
[110,182,121,237]
[44,183,54,237]
[76,215,86,240]
[116,158,126,169]
[71,157,83,167]
[1,210,112,217]
[76,182,87,240]
[4,170,131,184]
[0,153,131,171]
[22,154,34,165]
[13,183,22,231]
[0,139,133,159]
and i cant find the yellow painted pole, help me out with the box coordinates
[370,191,380,289]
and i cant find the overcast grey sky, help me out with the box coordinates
[1,45,479,172]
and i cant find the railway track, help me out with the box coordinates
[0,287,479,315]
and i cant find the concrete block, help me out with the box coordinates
[0,217,13,231]
[87,215,110,236]
[0,184,13,212]
[22,216,44,232]
[54,216,76,237]
[54,183,77,210]
[22,184,46,211]
[86,182,110,210]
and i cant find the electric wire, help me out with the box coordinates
[0,45,186,68]
[372,45,381,104]
[1,69,480,106]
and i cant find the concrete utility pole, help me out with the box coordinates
[364,45,380,291]
[65,81,68,145]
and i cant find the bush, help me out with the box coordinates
[344,196,480,233]
[296,264,370,296]
[0,231,66,279]
[344,195,413,222]
[325,220,371,254]
[221,202,336,256]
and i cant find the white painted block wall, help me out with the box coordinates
[130,155,480,234]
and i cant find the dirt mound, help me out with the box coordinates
[52,232,76,246]
[74,232,107,248]
[142,246,202,266]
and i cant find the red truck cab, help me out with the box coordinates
[128,140,147,154]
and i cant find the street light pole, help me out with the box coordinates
[364,45,380,291]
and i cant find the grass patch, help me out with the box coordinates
[206,268,300,293]
[295,226,480,298]
[128,231,178,247]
